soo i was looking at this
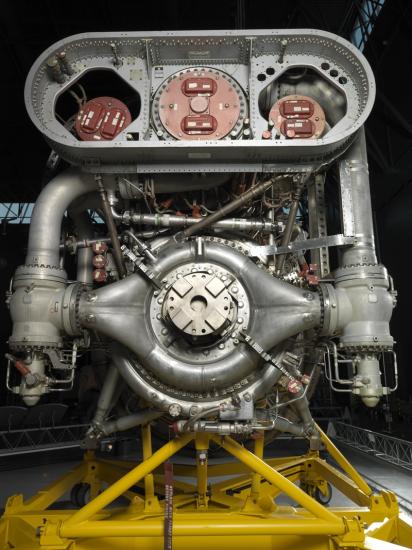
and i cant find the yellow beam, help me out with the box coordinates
[211,434,345,528]
[168,456,305,478]
[58,516,347,539]
[15,462,87,512]
[61,433,193,530]
[250,432,264,497]
[317,423,372,496]
[312,458,370,507]
[210,458,306,494]
[141,424,155,499]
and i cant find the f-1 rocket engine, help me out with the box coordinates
[6,29,397,448]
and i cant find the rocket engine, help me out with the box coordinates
[6,29,397,448]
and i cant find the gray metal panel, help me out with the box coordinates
[25,29,375,172]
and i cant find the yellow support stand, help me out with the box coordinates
[1,426,411,550]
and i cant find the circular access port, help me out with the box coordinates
[321,62,330,70]
[257,73,267,81]
[152,67,247,140]
[163,271,235,341]
[330,69,339,77]
[190,295,208,312]
[269,94,326,139]
[266,67,275,76]
[339,76,348,85]
[55,69,140,141]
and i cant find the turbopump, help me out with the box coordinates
[6,29,397,448]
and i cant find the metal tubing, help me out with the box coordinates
[127,213,276,232]
[124,230,156,263]
[101,410,163,436]
[276,177,307,273]
[338,128,377,266]
[96,175,127,278]
[67,192,102,284]
[211,434,344,526]
[182,177,278,238]
[91,364,120,427]
[61,433,193,529]
[68,210,94,284]
[26,170,99,268]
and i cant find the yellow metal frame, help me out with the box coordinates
[1,424,411,549]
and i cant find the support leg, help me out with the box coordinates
[250,432,264,498]
[211,434,345,529]
[61,433,193,531]
[195,433,210,508]
[141,423,161,512]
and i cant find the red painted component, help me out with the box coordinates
[300,263,319,286]
[92,241,109,254]
[182,77,217,96]
[280,99,314,119]
[93,269,107,283]
[92,254,107,269]
[269,95,326,140]
[75,96,132,141]
[191,204,202,218]
[181,114,217,135]
[288,379,303,394]
[156,68,243,140]
[281,119,314,138]
[13,360,31,377]
[160,198,174,209]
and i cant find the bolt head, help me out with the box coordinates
[169,403,182,417]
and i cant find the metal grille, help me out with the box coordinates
[0,424,88,456]
[331,421,412,471]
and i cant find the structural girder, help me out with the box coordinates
[1,427,411,550]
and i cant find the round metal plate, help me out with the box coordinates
[152,67,247,140]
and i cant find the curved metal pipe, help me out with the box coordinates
[26,170,101,269]
[79,241,321,394]
[113,346,284,417]
[101,409,163,436]
[91,364,120,427]
[338,127,377,266]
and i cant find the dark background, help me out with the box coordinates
[0,0,410,410]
